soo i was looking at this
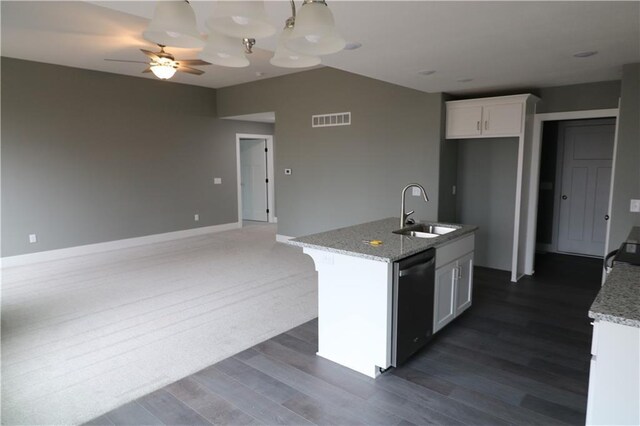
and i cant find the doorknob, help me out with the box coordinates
[562,195,568,200]
[605,215,610,221]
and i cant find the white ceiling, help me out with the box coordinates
[2,1,638,94]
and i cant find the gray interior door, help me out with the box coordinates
[557,120,615,257]
[240,139,268,222]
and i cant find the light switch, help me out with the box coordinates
[412,187,422,196]
[631,199,640,213]
[452,185,456,195]
[214,178,222,184]
[194,214,199,222]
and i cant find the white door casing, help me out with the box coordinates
[235,133,275,223]
[240,139,268,222]
[525,108,619,276]
[556,120,615,257]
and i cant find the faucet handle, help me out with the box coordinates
[406,210,414,217]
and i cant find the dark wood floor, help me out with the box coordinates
[86,253,602,426]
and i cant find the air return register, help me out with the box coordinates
[312,112,351,128]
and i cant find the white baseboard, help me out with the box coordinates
[1,222,241,268]
[276,234,294,243]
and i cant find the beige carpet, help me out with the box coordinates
[1,224,317,425]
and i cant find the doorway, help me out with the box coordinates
[236,133,275,224]
[536,118,616,258]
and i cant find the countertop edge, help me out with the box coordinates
[588,311,640,328]
[287,222,478,263]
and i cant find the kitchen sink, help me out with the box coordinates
[393,223,457,238]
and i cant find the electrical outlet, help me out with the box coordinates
[214,177,222,184]
[29,234,37,243]
[631,199,640,213]
[284,169,292,175]
[412,187,421,196]
[194,214,199,222]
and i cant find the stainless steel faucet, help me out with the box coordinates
[400,183,429,227]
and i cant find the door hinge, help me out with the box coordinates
[265,178,269,183]
[265,147,268,152]
[266,209,270,213]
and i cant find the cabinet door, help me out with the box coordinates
[455,252,473,315]
[446,105,483,139]
[483,103,523,136]
[434,262,457,333]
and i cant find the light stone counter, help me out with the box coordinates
[288,217,478,263]
[589,226,640,328]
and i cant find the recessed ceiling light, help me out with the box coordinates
[419,70,436,76]
[457,78,473,83]
[344,42,362,51]
[573,50,598,58]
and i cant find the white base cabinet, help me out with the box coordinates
[586,320,640,425]
[434,236,474,333]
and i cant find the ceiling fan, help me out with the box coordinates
[105,44,210,80]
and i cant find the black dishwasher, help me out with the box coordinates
[391,248,435,367]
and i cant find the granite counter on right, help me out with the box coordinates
[585,227,640,426]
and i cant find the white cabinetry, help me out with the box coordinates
[446,105,483,138]
[434,235,474,333]
[434,262,456,331]
[445,94,540,283]
[586,320,640,425]
[446,99,523,139]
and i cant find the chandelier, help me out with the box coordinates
[143,0,345,70]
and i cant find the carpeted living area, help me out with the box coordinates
[1,223,317,425]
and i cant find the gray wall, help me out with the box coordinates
[457,138,518,271]
[218,68,444,237]
[1,58,273,257]
[536,80,621,113]
[438,93,458,222]
[608,63,640,249]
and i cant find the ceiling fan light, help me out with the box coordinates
[206,0,276,39]
[199,31,250,68]
[150,63,178,80]
[143,1,205,48]
[270,27,321,68]
[286,1,345,56]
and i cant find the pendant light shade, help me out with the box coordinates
[270,26,321,68]
[206,0,276,39]
[286,1,345,56]
[199,31,250,68]
[143,1,205,48]
[150,59,178,79]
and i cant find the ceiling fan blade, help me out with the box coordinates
[104,59,149,64]
[140,49,160,61]
[178,65,204,76]
[142,67,152,74]
[176,59,210,66]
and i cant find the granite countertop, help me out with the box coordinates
[588,226,640,328]
[287,217,478,263]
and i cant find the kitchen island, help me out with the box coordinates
[289,217,477,378]
[586,227,640,425]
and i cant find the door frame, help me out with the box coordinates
[525,107,619,275]
[235,133,275,224]
[551,119,617,256]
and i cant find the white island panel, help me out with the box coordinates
[304,248,393,378]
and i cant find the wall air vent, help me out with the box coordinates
[312,112,351,128]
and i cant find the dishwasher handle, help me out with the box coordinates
[398,257,435,277]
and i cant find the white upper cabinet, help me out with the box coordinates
[446,94,531,139]
[446,105,483,138]
[482,103,523,136]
